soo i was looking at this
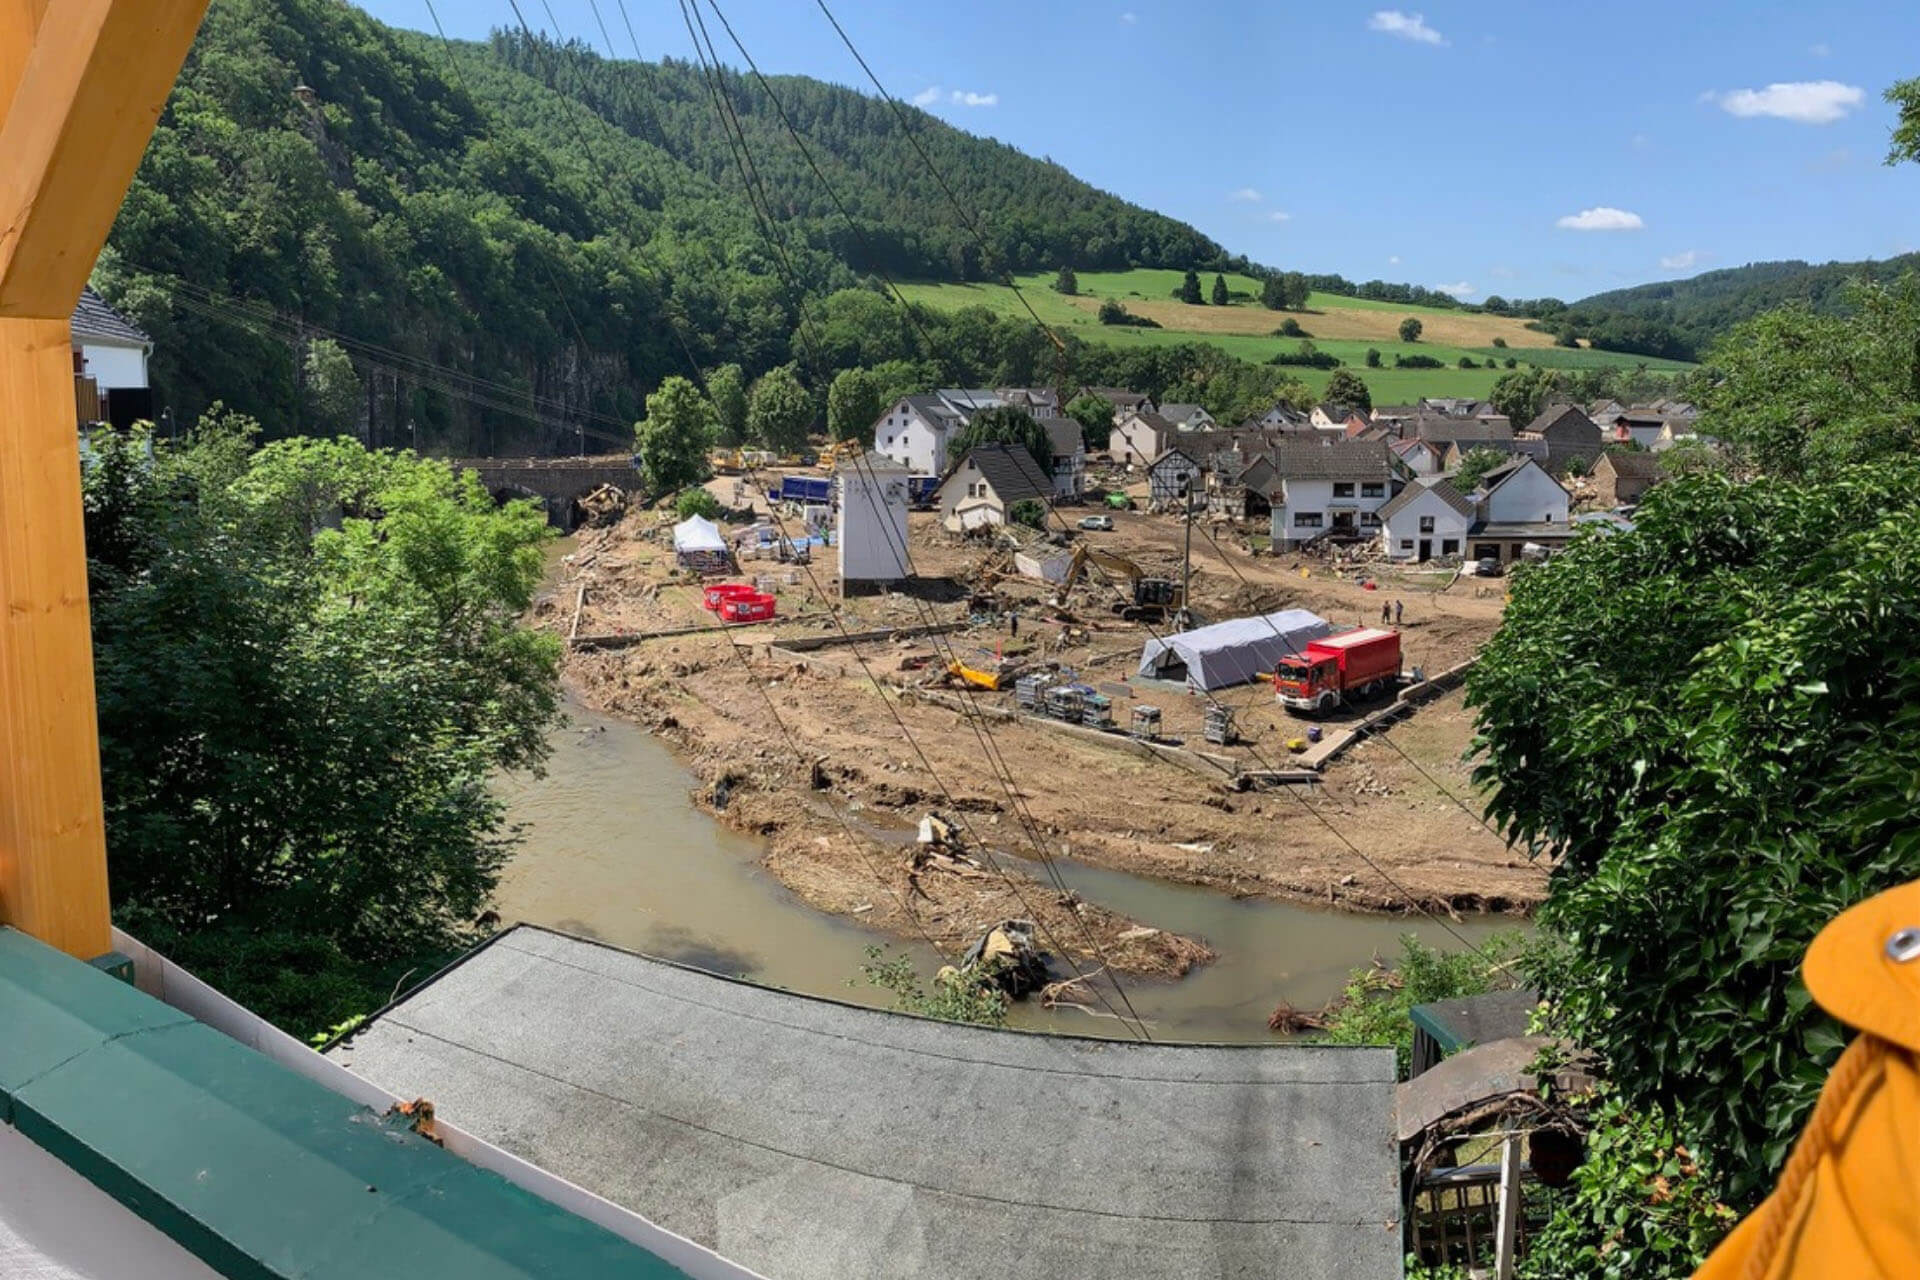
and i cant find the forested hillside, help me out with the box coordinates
[96,0,1231,454]
[1567,252,1920,360]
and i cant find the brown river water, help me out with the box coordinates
[492,698,1517,1044]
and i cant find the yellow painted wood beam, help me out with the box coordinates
[0,316,109,958]
[0,0,209,318]
[0,0,207,956]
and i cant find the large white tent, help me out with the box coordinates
[1136,608,1331,691]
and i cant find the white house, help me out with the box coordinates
[1109,410,1174,465]
[1038,416,1087,500]
[836,452,911,587]
[1266,439,1396,549]
[1379,476,1474,562]
[1389,437,1444,477]
[1158,402,1215,432]
[1465,456,1573,562]
[872,395,963,476]
[935,443,1054,532]
[70,286,152,427]
[1260,403,1310,431]
[1309,403,1366,433]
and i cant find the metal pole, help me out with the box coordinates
[1494,1131,1523,1280]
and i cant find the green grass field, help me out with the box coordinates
[895,269,1691,402]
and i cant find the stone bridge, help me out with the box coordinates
[447,454,639,530]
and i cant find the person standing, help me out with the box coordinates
[1394,599,1404,626]
[1009,610,1020,638]
[1381,601,1391,626]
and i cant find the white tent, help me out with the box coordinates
[1136,608,1331,691]
[671,514,727,554]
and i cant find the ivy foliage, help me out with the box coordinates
[1467,461,1920,1198]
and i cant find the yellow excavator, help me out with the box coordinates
[1057,544,1186,624]
[815,438,864,472]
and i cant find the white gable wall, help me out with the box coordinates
[1382,490,1470,561]
[1482,462,1569,525]
[872,401,949,476]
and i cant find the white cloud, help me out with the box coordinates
[1230,187,1263,203]
[1659,250,1701,271]
[1120,10,1137,23]
[1711,80,1863,124]
[1809,42,1831,57]
[1387,255,1401,265]
[1433,281,1474,298]
[1368,10,1445,45]
[950,89,998,108]
[911,85,940,107]
[1265,210,1292,223]
[1556,206,1645,232]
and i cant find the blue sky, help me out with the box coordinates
[358,0,1920,302]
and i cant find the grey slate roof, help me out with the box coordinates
[1158,402,1206,423]
[69,286,149,346]
[332,926,1402,1280]
[1037,416,1083,459]
[1379,474,1473,521]
[1081,385,1152,409]
[957,441,1053,503]
[901,394,965,428]
[1413,418,1513,446]
[1596,449,1665,478]
[1268,438,1393,480]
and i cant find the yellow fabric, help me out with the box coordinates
[1693,880,1920,1280]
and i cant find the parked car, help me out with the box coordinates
[1078,514,1114,531]
[1474,556,1504,577]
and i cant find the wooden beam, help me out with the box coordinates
[0,0,210,317]
[0,1,53,132]
[0,316,110,958]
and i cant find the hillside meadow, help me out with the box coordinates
[895,270,1690,401]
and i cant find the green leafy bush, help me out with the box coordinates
[675,487,724,519]
[1318,933,1523,1078]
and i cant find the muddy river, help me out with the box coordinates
[493,699,1517,1044]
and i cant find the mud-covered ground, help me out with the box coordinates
[534,478,1544,978]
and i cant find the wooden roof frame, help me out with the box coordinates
[0,0,209,957]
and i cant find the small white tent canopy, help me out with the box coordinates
[1136,608,1331,691]
[671,514,727,554]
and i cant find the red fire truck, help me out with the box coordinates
[1272,627,1402,714]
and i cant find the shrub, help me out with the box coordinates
[1394,353,1445,369]
[1272,317,1310,338]
[676,487,724,519]
[1008,499,1048,529]
[1317,933,1523,1078]
[1365,348,1382,368]
[1492,336,1508,348]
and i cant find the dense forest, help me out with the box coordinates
[1561,252,1920,361]
[96,0,1244,455]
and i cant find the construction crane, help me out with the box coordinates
[1057,544,1187,624]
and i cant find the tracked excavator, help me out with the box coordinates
[1056,544,1188,625]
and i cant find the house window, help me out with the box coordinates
[1333,482,1356,498]
[1294,512,1323,528]
[1361,482,1385,498]
[1442,538,1460,555]
[1419,516,1436,533]
[1474,543,1500,560]
[1399,539,1414,550]
[1360,511,1380,527]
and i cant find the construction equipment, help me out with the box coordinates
[1057,545,1186,624]
[946,659,1008,691]
[815,438,863,472]
[708,447,744,476]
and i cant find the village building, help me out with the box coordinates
[872,394,966,476]
[996,386,1060,417]
[1157,402,1215,432]
[1109,409,1175,465]
[1267,438,1397,549]
[1379,475,1475,562]
[1412,417,1514,451]
[1465,456,1573,563]
[1207,453,1282,518]
[1038,415,1087,499]
[1590,450,1665,508]
[1609,410,1668,449]
[1520,404,1604,475]
[70,286,152,428]
[1079,385,1155,422]
[836,451,911,589]
[934,442,1054,531]
[1389,437,1446,477]
[1147,444,1204,506]
[1259,402,1312,431]
[1309,403,1368,433]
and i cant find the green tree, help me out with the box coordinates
[636,376,714,493]
[1885,76,1920,165]
[85,416,558,1035]
[1397,316,1423,343]
[1454,446,1508,492]
[303,339,361,435]
[707,363,749,447]
[1065,392,1115,451]
[1468,461,1920,1203]
[1280,271,1310,310]
[1261,276,1287,310]
[1323,369,1372,412]
[1490,364,1562,427]
[826,366,883,442]
[946,405,1053,475]
[1210,273,1229,306]
[1053,264,1078,295]
[747,363,813,451]
[1008,499,1048,529]
[1178,269,1204,305]
[1364,347,1382,368]
[675,487,723,519]
[1696,279,1920,478]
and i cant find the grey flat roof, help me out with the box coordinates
[331,926,1402,1280]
